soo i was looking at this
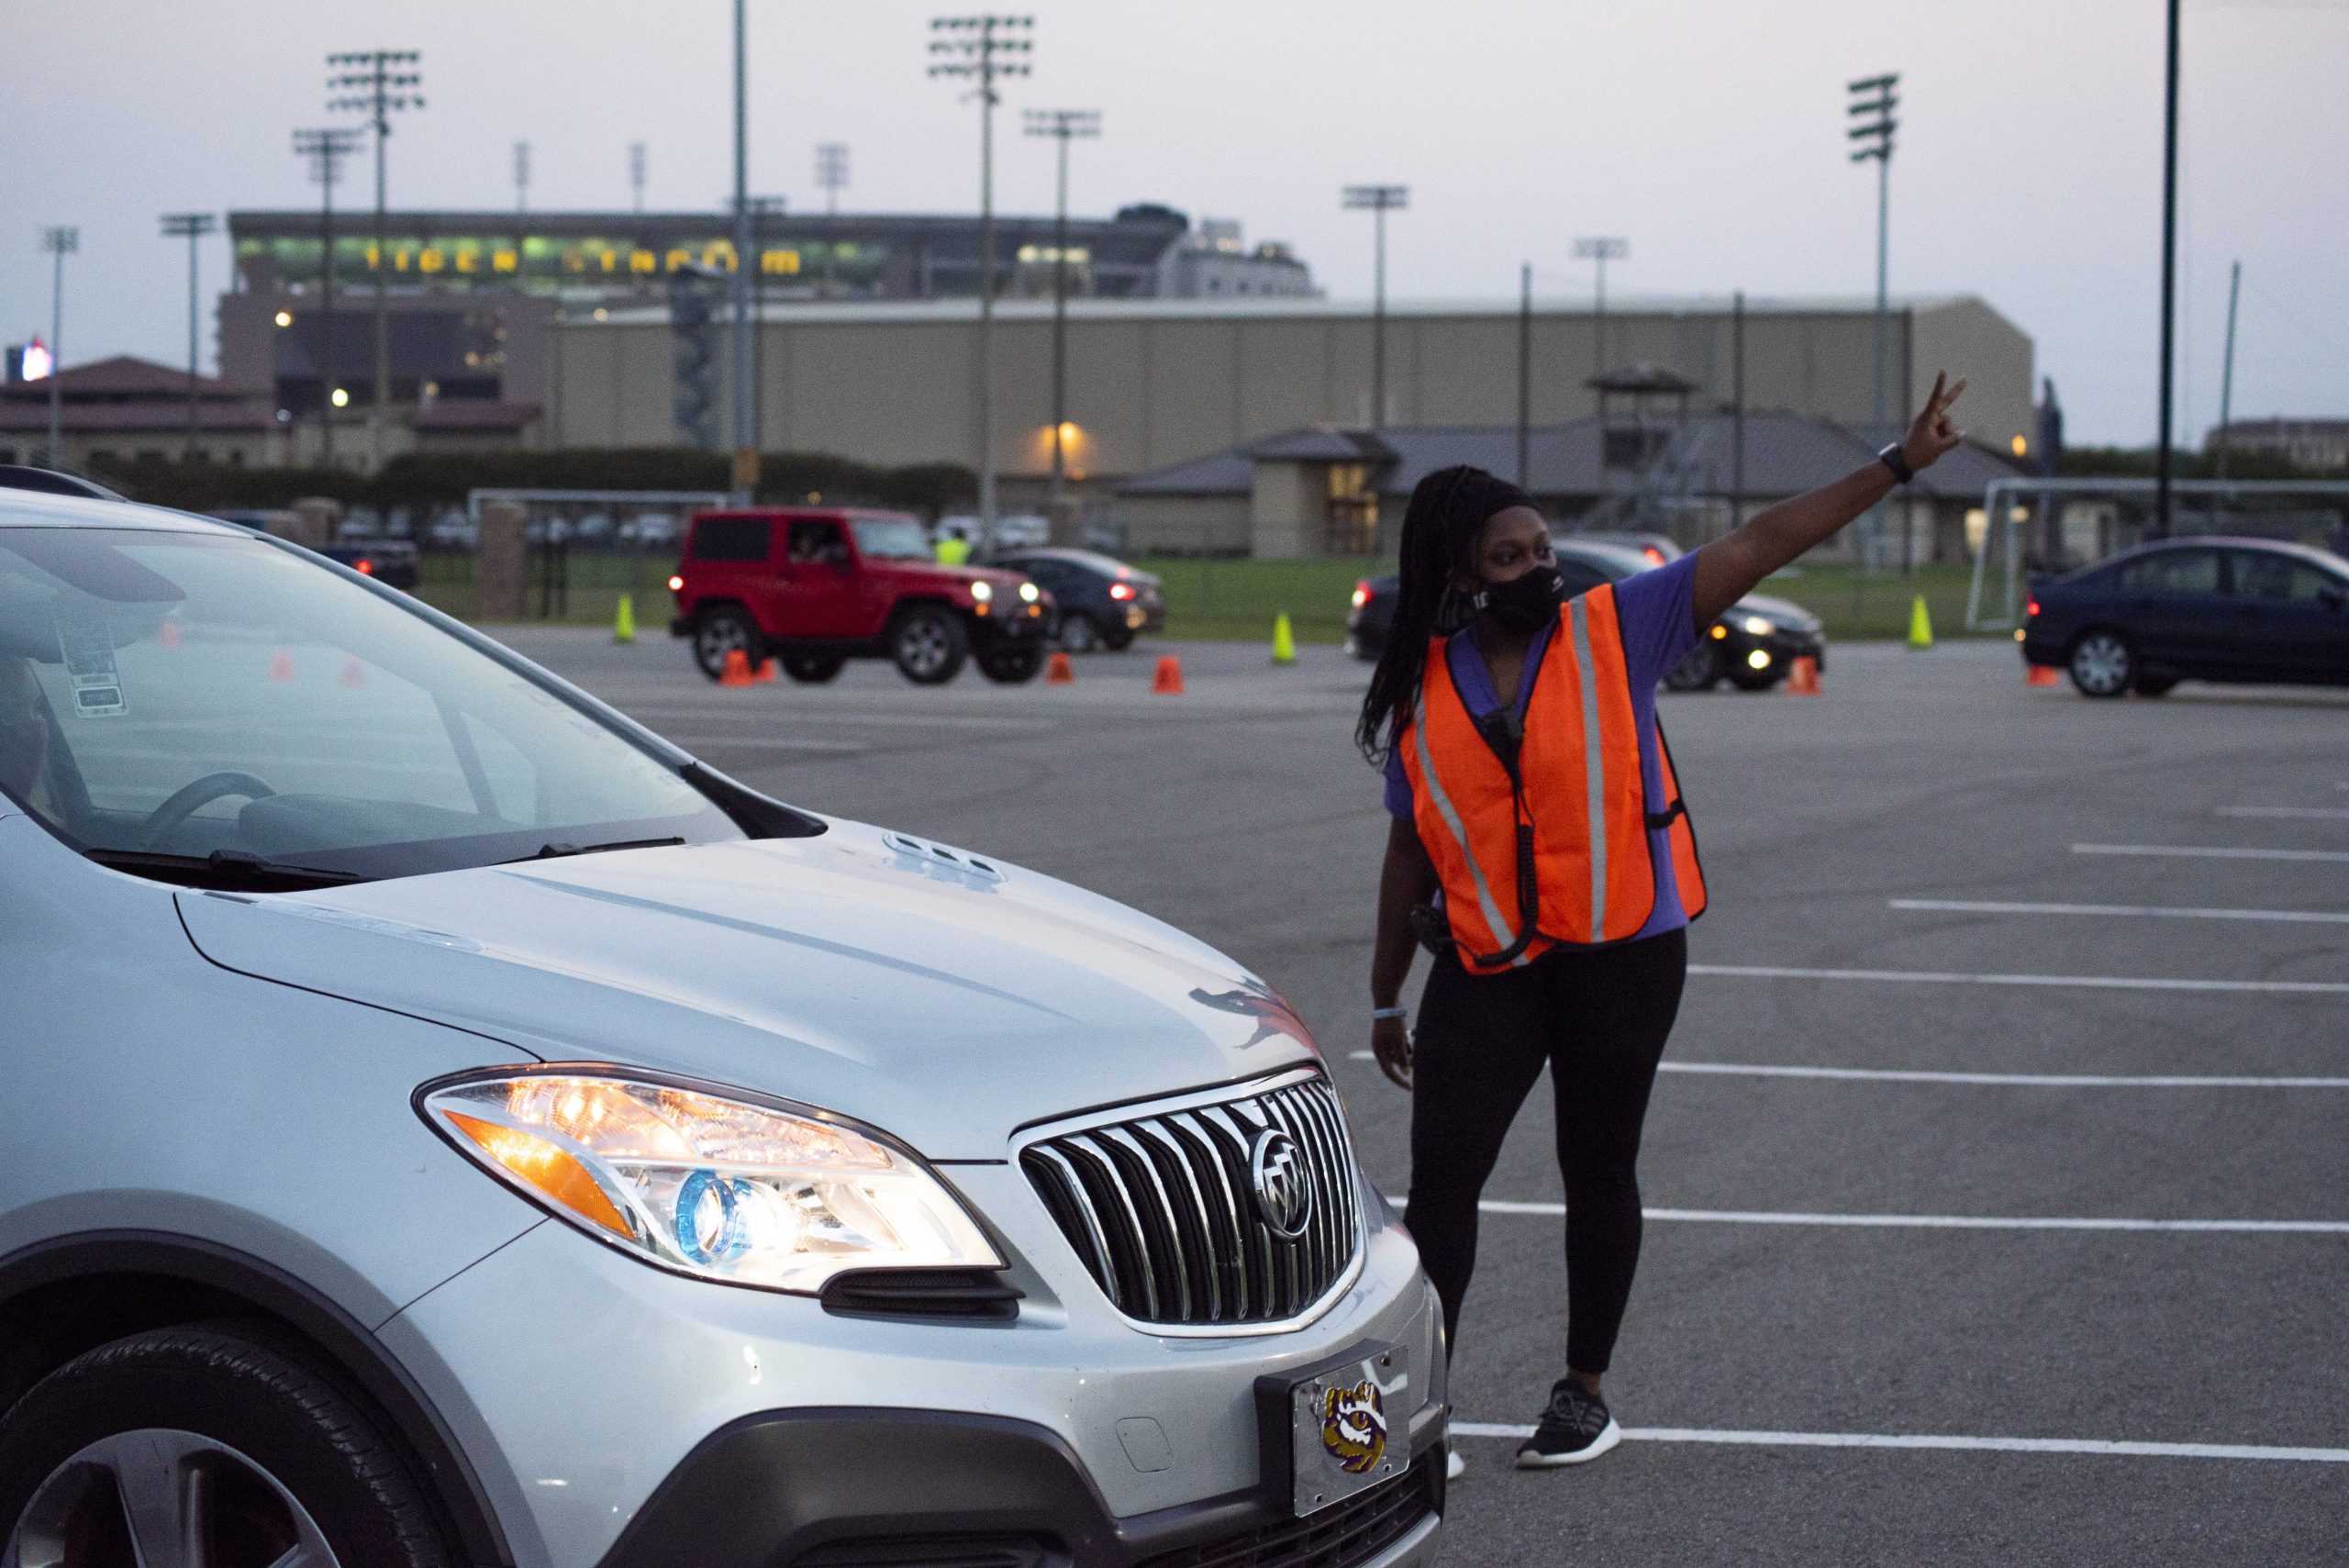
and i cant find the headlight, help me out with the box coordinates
[1741,615,1776,636]
[970,581,994,602]
[421,1072,1001,1293]
[1018,581,1041,603]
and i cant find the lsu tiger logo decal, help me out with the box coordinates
[1319,1380,1387,1474]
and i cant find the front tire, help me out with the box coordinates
[780,652,846,684]
[1100,623,1137,652]
[889,606,970,684]
[976,644,1046,684]
[2068,629,2134,698]
[692,606,764,681]
[1664,642,1721,692]
[0,1321,452,1568]
[1056,612,1100,653]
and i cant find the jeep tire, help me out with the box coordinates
[890,606,970,684]
[781,652,847,684]
[693,605,765,682]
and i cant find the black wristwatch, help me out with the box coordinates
[1876,442,1915,484]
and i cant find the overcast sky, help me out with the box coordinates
[6,0,2343,446]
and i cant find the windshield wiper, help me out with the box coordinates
[505,836,687,864]
[87,848,369,890]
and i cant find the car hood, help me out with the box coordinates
[173,827,1317,1160]
[1735,592,1820,629]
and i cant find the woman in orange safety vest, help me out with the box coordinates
[1362,373,1968,1475]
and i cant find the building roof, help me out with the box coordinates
[0,355,248,402]
[0,357,277,434]
[1119,411,2026,503]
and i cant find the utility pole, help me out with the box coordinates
[38,228,77,468]
[2216,260,2242,481]
[1341,184,1408,432]
[1024,108,1100,516]
[1848,71,1898,566]
[1573,236,1628,388]
[1732,288,1748,531]
[1516,262,1532,488]
[160,213,217,460]
[329,48,422,474]
[293,127,361,468]
[930,15,1033,550]
[629,141,647,213]
[2155,0,2181,538]
[514,140,531,216]
[741,195,786,452]
[730,0,760,500]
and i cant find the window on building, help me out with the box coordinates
[1326,463,1379,554]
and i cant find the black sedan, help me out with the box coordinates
[991,548,1165,652]
[2021,537,2349,696]
[1347,539,1825,692]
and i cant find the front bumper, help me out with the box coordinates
[596,1407,1443,1568]
[380,1163,1442,1568]
[1719,624,1825,675]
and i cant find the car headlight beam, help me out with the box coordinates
[1741,615,1776,636]
[423,1073,1002,1293]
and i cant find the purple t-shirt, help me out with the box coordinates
[1384,553,1702,940]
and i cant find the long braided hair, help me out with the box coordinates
[1353,464,1534,764]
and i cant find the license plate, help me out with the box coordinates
[1257,1342,1410,1517]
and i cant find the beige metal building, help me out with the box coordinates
[546,293,2034,516]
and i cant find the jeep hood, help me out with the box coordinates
[173,825,1318,1160]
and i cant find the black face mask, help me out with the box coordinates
[1474,565,1565,632]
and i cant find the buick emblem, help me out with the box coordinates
[1249,1129,1314,1240]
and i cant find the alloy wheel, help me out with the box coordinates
[2070,632,2132,697]
[11,1427,342,1568]
[898,620,951,678]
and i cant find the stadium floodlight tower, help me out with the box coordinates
[930,15,1034,551]
[629,141,648,213]
[159,213,218,459]
[38,227,78,467]
[816,141,850,215]
[1848,70,1898,566]
[1341,183,1408,433]
[328,48,422,471]
[1023,108,1100,513]
[293,127,362,468]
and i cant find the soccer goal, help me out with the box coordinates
[1965,477,2349,629]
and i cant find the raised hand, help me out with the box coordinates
[1901,371,1968,473]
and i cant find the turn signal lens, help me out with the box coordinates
[1709,624,1729,640]
[443,1111,636,1240]
[2026,598,2041,618]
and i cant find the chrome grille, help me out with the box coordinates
[1020,1074,1364,1329]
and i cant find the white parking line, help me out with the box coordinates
[1890,898,2349,926]
[1446,1199,2349,1234]
[1688,964,2349,995]
[1342,1051,2349,1088]
[1447,1422,2349,1463]
[2217,806,2349,821]
[2074,843,2349,864]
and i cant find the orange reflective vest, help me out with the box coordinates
[1398,584,1708,973]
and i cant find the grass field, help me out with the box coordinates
[422,549,1999,648]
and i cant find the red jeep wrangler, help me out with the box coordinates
[668,507,1051,684]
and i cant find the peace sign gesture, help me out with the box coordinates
[1900,371,1968,474]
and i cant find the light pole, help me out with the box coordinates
[740,195,786,451]
[1341,183,1408,432]
[730,0,758,499]
[629,141,647,213]
[328,49,421,473]
[2216,260,2242,482]
[816,141,849,216]
[1573,236,1628,387]
[1848,71,1898,565]
[514,140,530,216]
[293,127,362,468]
[38,228,77,468]
[2155,0,2181,538]
[1024,108,1099,515]
[930,15,1033,550]
[160,213,217,460]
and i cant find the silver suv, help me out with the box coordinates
[0,489,1445,1568]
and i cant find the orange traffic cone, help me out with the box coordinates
[1151,654,1186,695]
[1785,655,1821,695]
[718,649,755,687]
[267,651,295,684]
[2026,663,2061,687]
[1045,651,1074,684]
[754,657,779,684]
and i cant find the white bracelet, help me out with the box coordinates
[1371,1006,1408,1022]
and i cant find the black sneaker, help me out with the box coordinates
[1515,1379,1621,1468]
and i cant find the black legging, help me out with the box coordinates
[1402,928,1687,1374]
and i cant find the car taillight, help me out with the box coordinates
[1352,581,1372,610]
[1642,547,1664,565]
[354,558,374,575]
[668,574,686,593]
[1108,583,1136,601]
[2027,598,2041,618]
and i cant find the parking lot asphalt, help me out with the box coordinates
[497,625,2349,1566]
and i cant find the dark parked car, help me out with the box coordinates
[214,509,420,590]
[2021,537,2349,697]
[992,547,1166,652]
[1347,539,1824,691]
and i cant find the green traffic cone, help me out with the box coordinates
[1907,594,1932,651]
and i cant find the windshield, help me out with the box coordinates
[0,521,746,884]
[849,516,933,561]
